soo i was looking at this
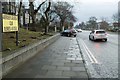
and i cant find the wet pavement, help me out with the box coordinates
[3,36,89,79]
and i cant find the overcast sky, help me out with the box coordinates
[52,0,119,25]
[20,0,119,25]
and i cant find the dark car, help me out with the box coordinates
[60,29,77,37]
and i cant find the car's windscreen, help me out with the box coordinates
[70,29,76,32]
[96,31,105,34]
[72,30,76,32]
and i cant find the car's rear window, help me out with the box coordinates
[96,31,105,34]
[64,30,70,32]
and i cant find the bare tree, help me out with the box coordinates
[100,17,108,22]
[52,1,76,31]
[18,0,23,27]
[41,0,51,34]
[100,21,109,30]
[112,13,118,22]
[80,22,86,29]
[29,0,47,31]
[88,16,97,30]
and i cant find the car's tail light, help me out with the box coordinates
[105,33,107,35]
[95,33,98,36]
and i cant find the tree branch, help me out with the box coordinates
[34,0,47,14]
[44,1,51,14]
[18,0,22,14]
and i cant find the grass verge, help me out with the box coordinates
[2,28,56,57]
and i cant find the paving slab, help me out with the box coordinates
[57,66,71,71]
[71,67,86,71]
[46,70,62,76]
[62,71,77,77]
[41,65,57,70]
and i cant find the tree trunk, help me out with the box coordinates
[29,2,36,31]
[60,20,64,31]
[30,13,36,31]
[18,0,22,28]
[45,25,49,35]
[44,13,49,34]
[62,26,64,31]
[59,21,62,31]
[55,26,57,32]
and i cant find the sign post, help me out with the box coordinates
[16,31,18,46]
[2,14,19,46]
[0,1,3,52]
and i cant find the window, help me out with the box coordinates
[96,31,105,34]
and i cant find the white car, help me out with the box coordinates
[76,29,82,32]
[89,30,108,41]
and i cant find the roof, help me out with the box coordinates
[94,29,105,31]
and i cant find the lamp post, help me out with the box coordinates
[0,1,3,52]
[118,1,120,24]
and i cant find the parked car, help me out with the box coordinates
[76,29,82,32]
[89,30,108,41]
[61,29,77,37]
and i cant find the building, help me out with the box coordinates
[2,0,16,14]
[99,21,109,30]
[23,9,32,26]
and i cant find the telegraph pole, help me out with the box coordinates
[118,1,120,24]
[0,2,2,80]
[0,1,3,52]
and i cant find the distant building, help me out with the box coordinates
[97,21,109,30]
[24,9,32,25]
[2,1,9,13]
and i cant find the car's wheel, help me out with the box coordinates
[67,34,70,37]
[104,39,107,42]
[89,36,91,40]
[74,35,76,37]
[92,36,95,41]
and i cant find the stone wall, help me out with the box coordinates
[1,34,60,77]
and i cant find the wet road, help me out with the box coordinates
[76,30,118,78]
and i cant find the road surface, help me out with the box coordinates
[76,30,118,78]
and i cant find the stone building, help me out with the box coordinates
[2,0,16,14]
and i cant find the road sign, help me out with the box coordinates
[2,14,18,32]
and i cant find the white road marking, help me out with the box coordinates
[81,40,94,63]
[81,40,98,63]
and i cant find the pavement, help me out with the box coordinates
[3,36,89,79]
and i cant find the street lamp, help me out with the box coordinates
[0,1,3,51]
